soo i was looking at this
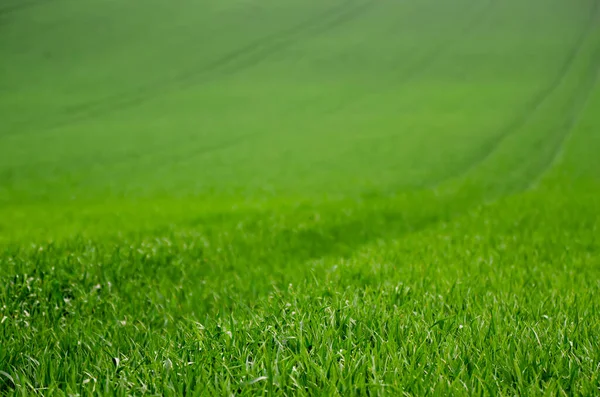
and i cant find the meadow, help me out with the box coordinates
[1,0,600,394]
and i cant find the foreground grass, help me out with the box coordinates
[2,184,600,395]
[2,0,600,395]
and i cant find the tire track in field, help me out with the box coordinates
[135,1,469,181]
[247,0,600,271]
[312,0,492,117]
[143,1,600,281]
[60,0,373,113]
[0,0,49,16]
[425,0,600,189]
[127,0,457,176]
[7,0,380,182]
[1,0,378,182]
[183,0,376,82]
[4,0,484,187]
[279,49,600,276]
[6,0,377,137]
[525,41,600,190]
[162,0,504,271]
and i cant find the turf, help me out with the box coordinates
[1,0,600,395]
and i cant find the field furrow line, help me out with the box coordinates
[317,0,492,117]
[138,0,463,180]
[526,45,600,190]
[120,1,447,174]
[181,1,377,82]
[58,0,373,114]
[93,0,377,116]
[3,1,381,177]
[305,2,600,265]
[6,0,377,137]
[299,44,600,269]
[429,0,600,189]
[0,0,49,16]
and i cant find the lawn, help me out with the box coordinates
[1,0,600,394]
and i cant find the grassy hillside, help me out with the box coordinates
[1,0,600,394]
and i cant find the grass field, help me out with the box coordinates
[2,0,600,394]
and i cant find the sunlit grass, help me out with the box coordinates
[1,0,600,394]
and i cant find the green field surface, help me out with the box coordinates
[1,0,600,394]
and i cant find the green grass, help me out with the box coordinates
[1,0,600,394]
